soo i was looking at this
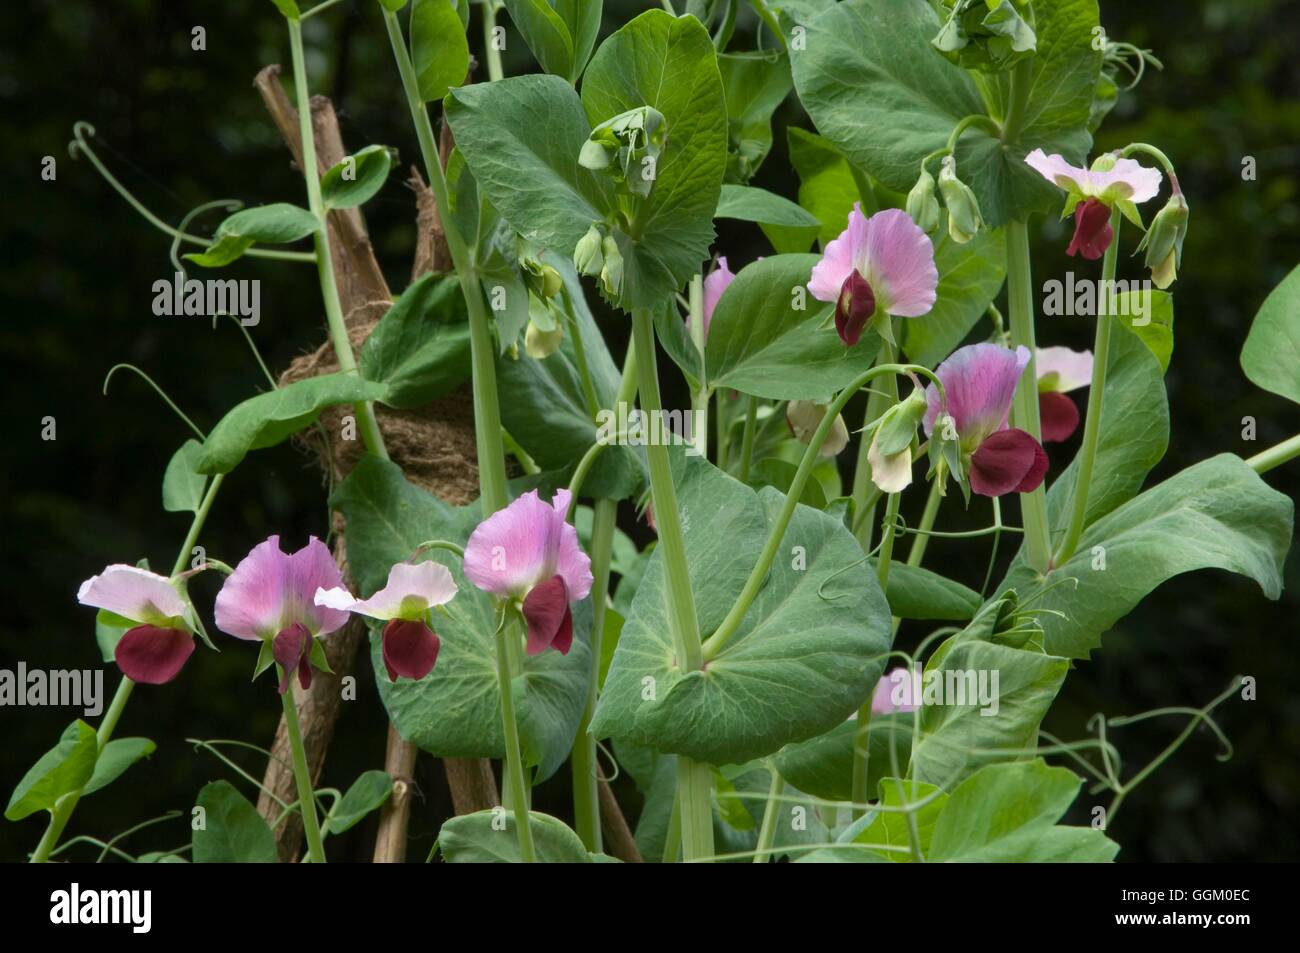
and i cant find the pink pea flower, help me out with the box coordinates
[214,536,349,694]
[922,343,1048,498]
[314,561,458,682]
[699,257,736,340]
[1035,346,1094,443]
[77,565,194,685]
[1023,149,1162,260]
[463,489,593,656]
[807,205,938,347]
[871,666,921,715]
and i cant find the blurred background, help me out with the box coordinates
[1,0,1296,862]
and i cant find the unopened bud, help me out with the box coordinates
[938,156,984,243]
[906,168,941,233]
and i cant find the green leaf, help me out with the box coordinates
[555,0,601,82]
[591,452,892,764]
[849,777,948,862]
[788,126,862,248]
[162,439,208,513]
[321,144,394,210]
[927,760,1118,862]
[328,770,393,834]
[95,613,128,663]
[877,561,980,621]
[496,260,645,501]
[269,0,300,19]
[1109,288,1174,375]
[5,721,97,820]
[772,715,914,802]
[447,74,611,258]
[440,809,594,862]
[909,604,1068,788]
[1241,262,1300,403]
[1001,454,1293,659]
[899,229,1006,367]
[715,184,820,254]
[719,50,793,183]
[792,0,1101,228]
[184,203,318,268]
[82,738,157,797]
[410,0,470,102]
[192,780,277,863]
[332,456,593,782]
[195,373,388,474]
[581,10,728,309]
[359,273,472,408]
[504,0,575,79]
[705,254,882,400]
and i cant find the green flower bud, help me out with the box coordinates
[574,224,605,277]
[938,156,984,244]
[521,257,564,299]
[786,400,850,457]
[906,168,942,233]
[599,234,624,298]
[1135,186,1189,290]
[525,319,565,359]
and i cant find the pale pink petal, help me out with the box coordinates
[1035,346,1093,393]
[858,208,938,317]
[317,561,458,621]
[1024,148,1162,204]
[807,204,868,302]
[871,666,920,715]
[553,519,593,602]
[923,344,1031,449]
[215,536,292,641]
[77,565,187,626]
[701,257,736,335]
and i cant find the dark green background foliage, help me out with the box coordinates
[0,0,1297,861]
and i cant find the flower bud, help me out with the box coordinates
[599,234,624,298]
[938,156,984,243]
[1136,186,1188,290]
[525,319,565,359]
[574,224,604,277]
[786,400,850,457]
[906,168,941,234]
[522,257,564,299]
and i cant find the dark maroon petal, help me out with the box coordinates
[969,428,1049,497]
[834,269,876,347]
[551,603,574,655]
[522,575,571,656]
[115,625,195,685]
[273,621,311,694]
[381,618,441,681]
[1065,197,1113,260]
[1039,390,1081,443]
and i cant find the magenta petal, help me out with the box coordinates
[1039,391,1081,443]
[701,257,736,336]
[808,204,868,302]
[464,489,592,600]
[289,537,349,637]
[216,536,347,642]
[381,619,441,681]
[522,575,571,656]
[273,621,312,694]
[835,269,875,347]
[115,625,195,685]
[923,343,1031,445]
[856,207,937,317]
[1066,198,1113,259]
[969,428,1049,497]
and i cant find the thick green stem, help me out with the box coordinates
[482,1,505,83]
[905,478,944,569]
[738,395,758,481]
[1055,207,1122,565]
[1248,433,1300,473]
[281,675,327,863]
[288,18,388,461]
[753,768,784,863]
[30,473,226,863]
[688,274,709,458]
[572,497,615,852]
[1005,220,1052,571]
[494,621,536,861]
[631,306,712,860]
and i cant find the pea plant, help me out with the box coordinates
[12,0,1298,864]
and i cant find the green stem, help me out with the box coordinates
[572,498,615,852]
[850,341,898,547]
[753,768,785,863]
[281,675,326,863]
[905,478,944,569]
[287,18,388,461]
[688,274,709,458]
[1248,432,1300,473]
[1001,59,1033,144]
[662,792,682,863]
[1055,207,1122,566]
[494,619,536,860]
[30,473,226,863]
[482,1,505,83]
[1005,220,1052,572]
[738,395,758,481]
[631,306,712,861]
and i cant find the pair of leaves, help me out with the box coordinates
[331,455,592,782]
[185,203,318,269]
[6,722,155,821]
[504,0,602,84]
[791,0,1101,228]
[591,451,892,764]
